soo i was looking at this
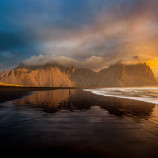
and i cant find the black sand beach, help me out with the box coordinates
[0,88,158,157]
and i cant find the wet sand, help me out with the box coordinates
[0,88,158,157]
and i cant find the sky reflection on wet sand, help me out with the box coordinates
[0,89,158,157]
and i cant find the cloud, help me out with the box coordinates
[21,0,158,75]
[23,54,106,71]
[23,54,79,66]
[35,0,158,66]
[1,0,158,76]
[23,53,145,72]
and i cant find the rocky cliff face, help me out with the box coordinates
[69,63,156,87]
[0,65,73,87]
[69,68,97,87]
[97,63,156,87]
[0,63,157,87]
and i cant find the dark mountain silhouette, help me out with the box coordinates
[96,63,156,87]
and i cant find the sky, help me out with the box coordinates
[1,0,158,75]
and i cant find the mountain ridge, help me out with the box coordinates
[0,62,157,87]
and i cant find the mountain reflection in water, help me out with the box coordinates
[15,89,155,120]
[15,89,74,112]
[1,88,158,157]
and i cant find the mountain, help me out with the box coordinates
[0,64,73,87]
[97,63,156,87]
[69,63,156,87]
[0,63,157,87]
[69,68,97,87]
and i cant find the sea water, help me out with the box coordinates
[84,87,158,104]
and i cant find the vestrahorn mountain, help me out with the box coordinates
[0,63,157,87]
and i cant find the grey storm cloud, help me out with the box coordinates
[1,0,158,73]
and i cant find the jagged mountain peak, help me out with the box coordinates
[17,62,65,70]
[0,63,73,87]
[0,62,157,87]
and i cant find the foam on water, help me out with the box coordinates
[84,87,158,104]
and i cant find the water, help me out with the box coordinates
[84,87,158,104]
[0,88,158,157]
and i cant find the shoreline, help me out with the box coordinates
[1,86,158,105]
[85,89,158,105]
[84,87,158,105]
[1,84,158,89]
